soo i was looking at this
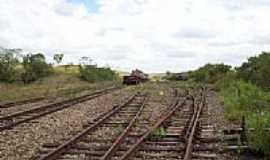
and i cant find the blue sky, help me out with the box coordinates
[67,0,99,12]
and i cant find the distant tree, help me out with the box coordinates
[190,63,232,83]
[53,53,64,65]
[79,56,92,66]
[21,53,53,83]
[163,71,173,80]
[236,52,270,90]
[166,71,171,76]
[0,47,21,82]
[79,65,118,83]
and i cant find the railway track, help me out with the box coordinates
[116,88,219,160]
[0,97,45,109]
[34,93,148,160]
[117,95,191,160]
[33,91,185,160]
[29,87,244,160]
[0,86,120,132]
[183,90,216,160]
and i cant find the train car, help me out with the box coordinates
[123,69,148,85]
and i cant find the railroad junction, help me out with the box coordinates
[0,83,255,160]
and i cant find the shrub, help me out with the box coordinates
[79,65,118,83]
[21,53,53,83]
[247,112,270,155]
[0,48,21,83]
[219,80,269,119]
[190,63,231,83]
[163,72,179,81]
[214,71,237,91]
[237,52,270,90]
[218,79,270,155]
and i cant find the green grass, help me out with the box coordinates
[0,68,120,102]
[54,65,80,76]
[150,127,167,139]
[216,79,270,155]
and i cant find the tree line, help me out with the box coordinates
[0,47,118,84]
[189,52,270,90]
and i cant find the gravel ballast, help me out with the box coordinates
[1,83,227,160]
[206,90,238,160]
[0,89,131,160]
[0,89,112,117]
[0,100,55,117]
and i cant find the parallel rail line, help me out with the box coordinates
[31,87,245,160]
[35,93,148,160]
[0,97,45,109]
[0,86,120,132]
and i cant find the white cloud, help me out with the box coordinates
[0,0,270,72]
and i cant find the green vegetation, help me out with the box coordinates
[190,63,231,84]
[152,75,162,82]
[217,80,269,121]
[21,53,53,83]
[53,53,64,65]
[0,74,119,102]
[190,52,270,156]
[0,47,120,102]
[217,80,270,155]
[236,52,270,90]
[150,127,167,139]
[0,48,21,82]
[79,65,118,83]
[0,47,119,84]
[163,71,179,81]
[0,48,53,83]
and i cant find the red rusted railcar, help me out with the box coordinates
[123,69,148,85]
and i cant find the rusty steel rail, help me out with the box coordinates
[183,91,206,160]
[184,100,196,139]
[37,93,145,160]
[0,86,120,132]
[0,97,45,109]
[118,98,185,160]
[101,96,148,160]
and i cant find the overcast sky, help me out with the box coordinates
[0,0,270,73]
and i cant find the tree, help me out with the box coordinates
[190,63,232,83]
[79,65,117,83]
[21,53,53,83]
[236,52,270,90]
[79,56,92,66]
[0,47,21,82]
[166,71,171,77]
[53,53,64,65]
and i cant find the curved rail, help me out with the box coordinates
[183,91,206,160]
[114,88,207,160]
[118,98,186,160]
[101,96,148,160]
[36,93,147,160]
